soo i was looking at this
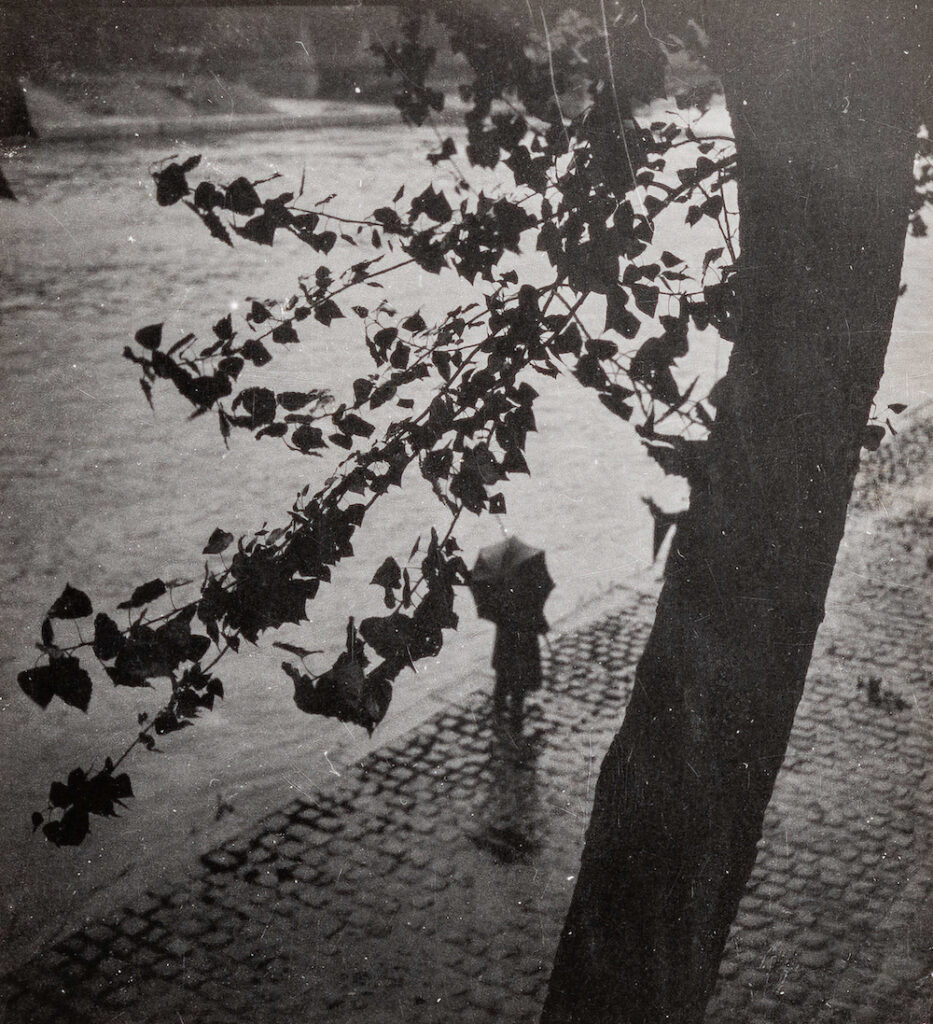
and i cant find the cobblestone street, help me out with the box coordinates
[2,421,932,1024]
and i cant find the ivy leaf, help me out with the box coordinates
[43,806,90,846]
[48,584,93,620]
[402,312,428,333]
[194,180,224,211]
[235,214,277,247]
[311,230,337,254]
[93,613,126,661]
[337,412,375,438]
[315,299,344,326]
[134,323,163,351]
[575,354,609,390]
[598,387,634,420]
[632,284,659,318]
[213,314,234,341]
[700,194,724,220]
[256,422,288,439]
[217,356,244,379]
[410,185,453,223]
[291,424,326,452]
[153,163,190,207]
[19,656,92,712]
[225,177,261,215]
[605,286,640,339]
[271,322,300,345]
[373,206,405,233]
[118,578,167,610]
[703,247,724,274]
[232,387,277,428]
[371,557,402,591]
[248,300,271,324]
[203,528,234,555]
[283,646,390,734]
[277,391,315,411]
[18,664,55,708]
[153,709,191,736]
[241,339,272,366]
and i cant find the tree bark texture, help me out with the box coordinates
[542,7,924,1023]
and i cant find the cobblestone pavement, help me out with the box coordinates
[2,429,932,1023]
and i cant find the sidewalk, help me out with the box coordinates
[1,418,931,1024]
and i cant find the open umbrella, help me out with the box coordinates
[468,535,554,634]
[469,536,554,726]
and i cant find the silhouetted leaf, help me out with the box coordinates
[217,356,244,379]
[632,284,659,318]
[272,641,323,658]
[703,246,724,274]
[292,424,325,452]
[605,286,640,339]
[241,339,272,366]
[118,579,167,610]
[232,387,277,428]
[411,185,452,223]
[402,312,428,333]
[337,412,375,438]
[315,299,344,326]
[93,613,125,661]
[194,180,224,211]
[19,656,91,712]
[203,528,234,555]
[43,806,90,846]
[18,664,55,708]
[235,214,276,246]
[213,313,234,341]
[134,323,163,351]
[153,163,189,207]
[48,584,92,620]
[271,322,300,345]
[371,557,402,591]
[225,177,261,215]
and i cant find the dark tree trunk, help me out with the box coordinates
[541,8,923,1023]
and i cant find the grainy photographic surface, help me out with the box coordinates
[1,4,931,1022]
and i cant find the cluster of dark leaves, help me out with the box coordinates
[25,7,745,846]
[32,762,133,847]
[126,314,334,452]
[281,528,467,735]
[151,155,341,253]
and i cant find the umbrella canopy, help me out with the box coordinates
[469,535,554,633]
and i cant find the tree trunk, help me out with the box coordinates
[541,9,922,1023]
